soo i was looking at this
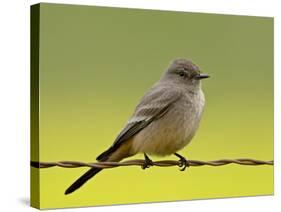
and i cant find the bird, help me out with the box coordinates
[65,58,209,195]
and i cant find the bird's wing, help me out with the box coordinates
[96,87,181,161]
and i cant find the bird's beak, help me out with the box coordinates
[194,73,210,80]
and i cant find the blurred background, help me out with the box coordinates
[35,3,273,208]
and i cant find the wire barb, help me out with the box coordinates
[31,158,273,169]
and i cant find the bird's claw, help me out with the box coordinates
[178,157,189,171]
[174,153,189,171]
[142,153,154,169]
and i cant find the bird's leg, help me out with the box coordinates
[142,153,154,169]
[174,153,189,171]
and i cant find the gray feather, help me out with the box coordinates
[96,87,181,161]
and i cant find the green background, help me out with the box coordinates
[36,3,273,209]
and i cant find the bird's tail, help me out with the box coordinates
[65,154,108,195]
[65,167,103,195]
[65,140,133,195]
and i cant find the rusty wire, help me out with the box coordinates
[31,158,273,169]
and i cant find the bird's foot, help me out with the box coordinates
[174,153,189,171]
[142,153,154,169]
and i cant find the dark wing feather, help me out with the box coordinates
[96,88,181,161]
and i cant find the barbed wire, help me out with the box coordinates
[31,158,273,169]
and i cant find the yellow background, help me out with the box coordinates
[35,3,273,209]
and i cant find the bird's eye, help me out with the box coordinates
[179,71,185,77]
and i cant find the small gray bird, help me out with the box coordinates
[65,58,209,195]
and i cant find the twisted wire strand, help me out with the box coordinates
[31,158,273,169]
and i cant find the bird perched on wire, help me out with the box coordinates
[65,58,209,195]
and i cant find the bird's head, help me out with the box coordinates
[161,58,209,89]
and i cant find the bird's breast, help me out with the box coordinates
[132,90,205,156]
